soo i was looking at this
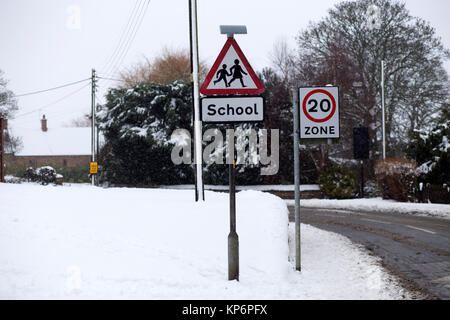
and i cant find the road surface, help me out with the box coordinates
[287,206,450,300]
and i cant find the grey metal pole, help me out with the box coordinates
[189,0,204,201]
[293,89,301,271]
[381,60,386,159]
[228,160,239,281]
[360,160,364,198]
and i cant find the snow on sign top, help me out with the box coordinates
[200,38,264,95]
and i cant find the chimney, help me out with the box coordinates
[41,115,47,132]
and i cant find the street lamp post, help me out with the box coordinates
[367,4,386,159]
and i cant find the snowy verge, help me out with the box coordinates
[161,184,320,191]
[0,184,408,299]
[286,198,450,220]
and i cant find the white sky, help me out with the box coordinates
[1,0,449,129]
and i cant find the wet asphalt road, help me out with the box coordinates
[287,205,450,300]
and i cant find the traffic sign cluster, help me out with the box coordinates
[200,37,265,123]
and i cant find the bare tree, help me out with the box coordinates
[0,70,18,118]
[66,114,91,127]
[119,47,208,87]
[294,0,450,161]
[269,38,295,83]
[1,69,22,154]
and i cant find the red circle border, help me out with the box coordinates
[302,89,337,123]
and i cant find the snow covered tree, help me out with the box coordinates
[405,107,450,185]
[97,81,194,186]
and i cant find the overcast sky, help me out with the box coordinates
[1,0,449,129]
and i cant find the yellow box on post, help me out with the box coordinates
[90,162,98,174]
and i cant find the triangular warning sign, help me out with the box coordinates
[200,38,264,95]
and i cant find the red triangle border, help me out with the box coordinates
[200,38,265,95]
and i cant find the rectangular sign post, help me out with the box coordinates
[295,87,341,271]
[292,90,301,271]
[201,25,265,281]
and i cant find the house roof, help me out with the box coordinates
[11,125,92,156]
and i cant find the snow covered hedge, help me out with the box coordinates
[374,159,420,202]
[23,166,60,185]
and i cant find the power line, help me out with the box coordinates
[13,78,91,98]
[100,0,142,75]
[103,0,147,77]
[109,0,151,77]
[97,76,127,82]
[14,82,91,119]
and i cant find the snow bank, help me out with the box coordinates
[0,184,406,299]
[161,184,320,191]
[286,198,450,220]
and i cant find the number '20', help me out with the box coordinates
[308,99,331,113]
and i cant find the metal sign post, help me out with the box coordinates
[189,0,204,201]
[228,159,239,281]
[292,90,301,271]
[200,25,266,281]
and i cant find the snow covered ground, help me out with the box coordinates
[0,183,409,299]
[286,198,450,220]
[161,184,320,191]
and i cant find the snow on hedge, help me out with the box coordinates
[0,184,407,299]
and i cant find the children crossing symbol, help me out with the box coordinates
[200,37,264,95]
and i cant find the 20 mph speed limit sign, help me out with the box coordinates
[299,86,340,139]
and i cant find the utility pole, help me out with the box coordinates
[189,0,204,201]
[91,68,97,186]
[381,60,386,159]
[96,123,100,186]
[0,114,5,183]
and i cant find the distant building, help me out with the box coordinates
[6,115,92,174]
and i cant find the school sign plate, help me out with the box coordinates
[200,96,264,123]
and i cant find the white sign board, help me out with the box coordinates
[200,96,264,123]
[299,87,340,139]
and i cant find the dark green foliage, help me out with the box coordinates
[318,166,358,199]
[405,108,450,185]
[23,166,57,185]
[97,81,194,186]
[56,166,90,183]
